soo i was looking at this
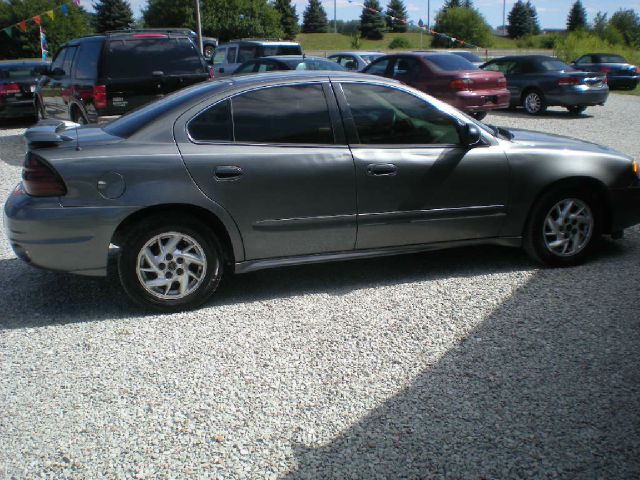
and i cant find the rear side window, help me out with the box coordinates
[50,48,67,72]
[426,54,476,71]
[238,46,257,63]
[188,99,233,142]
[73,40,103,80]
[104,38,204,78]
[366,58,390,75]
[341,83,461,145]
[262,45,302,56]
[233,84,334,144]
[596,54,625,63]
[538,59,573,71]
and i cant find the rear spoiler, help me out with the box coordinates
[24,120,81,147]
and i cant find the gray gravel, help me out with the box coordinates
[1,96,640,479]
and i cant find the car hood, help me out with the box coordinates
[506,128,627,156]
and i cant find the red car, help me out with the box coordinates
[362,52,510,120]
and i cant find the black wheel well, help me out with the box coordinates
[111,204,236,265]
[524,177,613,235]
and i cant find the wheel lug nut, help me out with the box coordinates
[166,254,173,261]
[165,272,172,279]
[177,268,184,275]
[177,258,184,264]
[159,263,166,270]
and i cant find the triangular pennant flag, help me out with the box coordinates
[3,26,12,38]
[18,20,27,32]
[60,4,69,15]
[73,0,81,5]
[33,15,41,26]
[46,10,55,20]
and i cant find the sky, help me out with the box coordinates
[79,0,640,30]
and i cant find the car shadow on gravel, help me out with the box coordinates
[285,239,640,479]
[0,133,27,167]
[488,108,594,120]
[0,237,632,330]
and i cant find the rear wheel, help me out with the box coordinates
[203,44,215,59]
[522,90,547,115]
[524,188,601,267]
[567,106,587,115]
[470,111,488,121]
[118,216,223,311]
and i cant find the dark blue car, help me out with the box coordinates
[571,53,639,90]
[481,55,609,115]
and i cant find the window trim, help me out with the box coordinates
[333,80,482,149]
[185,81,344,147]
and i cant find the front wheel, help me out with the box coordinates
[118,217,223,311]
[524,188,601,267]
[203,44,215,59]
[522,90,547,115]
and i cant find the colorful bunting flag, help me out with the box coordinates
[1,1,79,38]
[46,10,55,20]
[60,4,69,15]
[18,20,27,32]
[33,15,41,26]
[3,26,12,38]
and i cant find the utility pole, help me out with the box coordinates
[502,0,506,35]
[427,0,430,30]
[334,0,337,33]
[195,0,203,54]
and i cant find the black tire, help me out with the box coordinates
[522,89,547,115]
[567,105,587,115]
[470,111,488,121]
[70,106,87,125]
[35,99,45,121]
[203,44,215,59]
[523,187,602,267]
[118,215,224,311]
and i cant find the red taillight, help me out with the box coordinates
[497,76,507,88]
[558,77,580,86]
[599,66,611,73]
[93,84,107,110]
[603,76,608,84]
[0,83,21,95]
[450,78,474,90]
[22,153,67,197]
[636,66,640,74]
[208,67,215,79]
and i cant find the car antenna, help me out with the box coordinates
[74,124,81,151]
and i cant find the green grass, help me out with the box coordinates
[297,32,433,52]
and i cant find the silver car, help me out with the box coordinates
[328,52,385,71]
[5,72,640,311]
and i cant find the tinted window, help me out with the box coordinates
[73,40,103,80]
[425,54,476,71]
[234,62,257,74]
[261,45,302,56]
[452,51,482,63]
[341,83,461,145]
[232,84,333,144]
[0,63,44,79]
[62,46,77,76]
[393,57,420,76]
[188,99,233,141]
[366,58,390,75]
[538,59,573,71]
[226,47,237,63]
[104,38,204,78]
[575,55,592,65]
[50,48,67,72]
[483,60,519,74]
[595,54,625,63]
[238,46,257,63]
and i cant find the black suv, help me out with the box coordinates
[35,30,213,124]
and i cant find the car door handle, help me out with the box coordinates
[367,163,397,176]
[214,165,243,180]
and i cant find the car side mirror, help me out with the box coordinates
[460,123,482,147]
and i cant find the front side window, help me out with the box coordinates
[62,46,77,76]
[50,48,68,73]
[232,84,334,144]
[341,83,461,145]
[366,58,390,76]
[226,47,237,63]
[188,99,233,142]
[575,55,592,65]
[393,58,420,77]
[238,46,257,63]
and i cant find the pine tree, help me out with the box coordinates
[385,0,408,33]
[273,0,299,39]
[524,1,540,35]
[566,0,588,32]
[302,0,328,33]
[507,0,530,38]
[441,0,461,14]
[93,0,134,32]
[592,11,607,38]
[359,0,386,40]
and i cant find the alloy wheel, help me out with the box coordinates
[136,232,208,300]
[543,198,594,257]
[524,92,542,114]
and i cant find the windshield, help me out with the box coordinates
[596,54,626,63]
[284,59,345,71]
[452,51,482,63]
[0,63,44,80]
[539,59,574,71]
[361,54,384,64]
[425,54,477,71]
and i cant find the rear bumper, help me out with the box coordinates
[0,99,35,119]
[450,89,511,113]
[546,87,609,107]
[610,186,640,232]
[4,185,134,276]
[607,75,640,89]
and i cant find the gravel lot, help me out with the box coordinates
[1,96,639,479]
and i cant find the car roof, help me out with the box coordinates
[329,51,383,56]
[261,55,329,61]
[0,59,47,66]
[220,39,300,46]
[489,55,558,62]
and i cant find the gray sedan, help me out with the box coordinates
[5,71,640,311]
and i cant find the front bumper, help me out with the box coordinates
[609,185,640,232]
[546,86,609,107]
[4,185,134,276]
[451,89,511,113]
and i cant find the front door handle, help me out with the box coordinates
[214,165,243,180]
[367,163,397,176]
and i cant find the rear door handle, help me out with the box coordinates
[214,165,243,180]
[367,163,397,176]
